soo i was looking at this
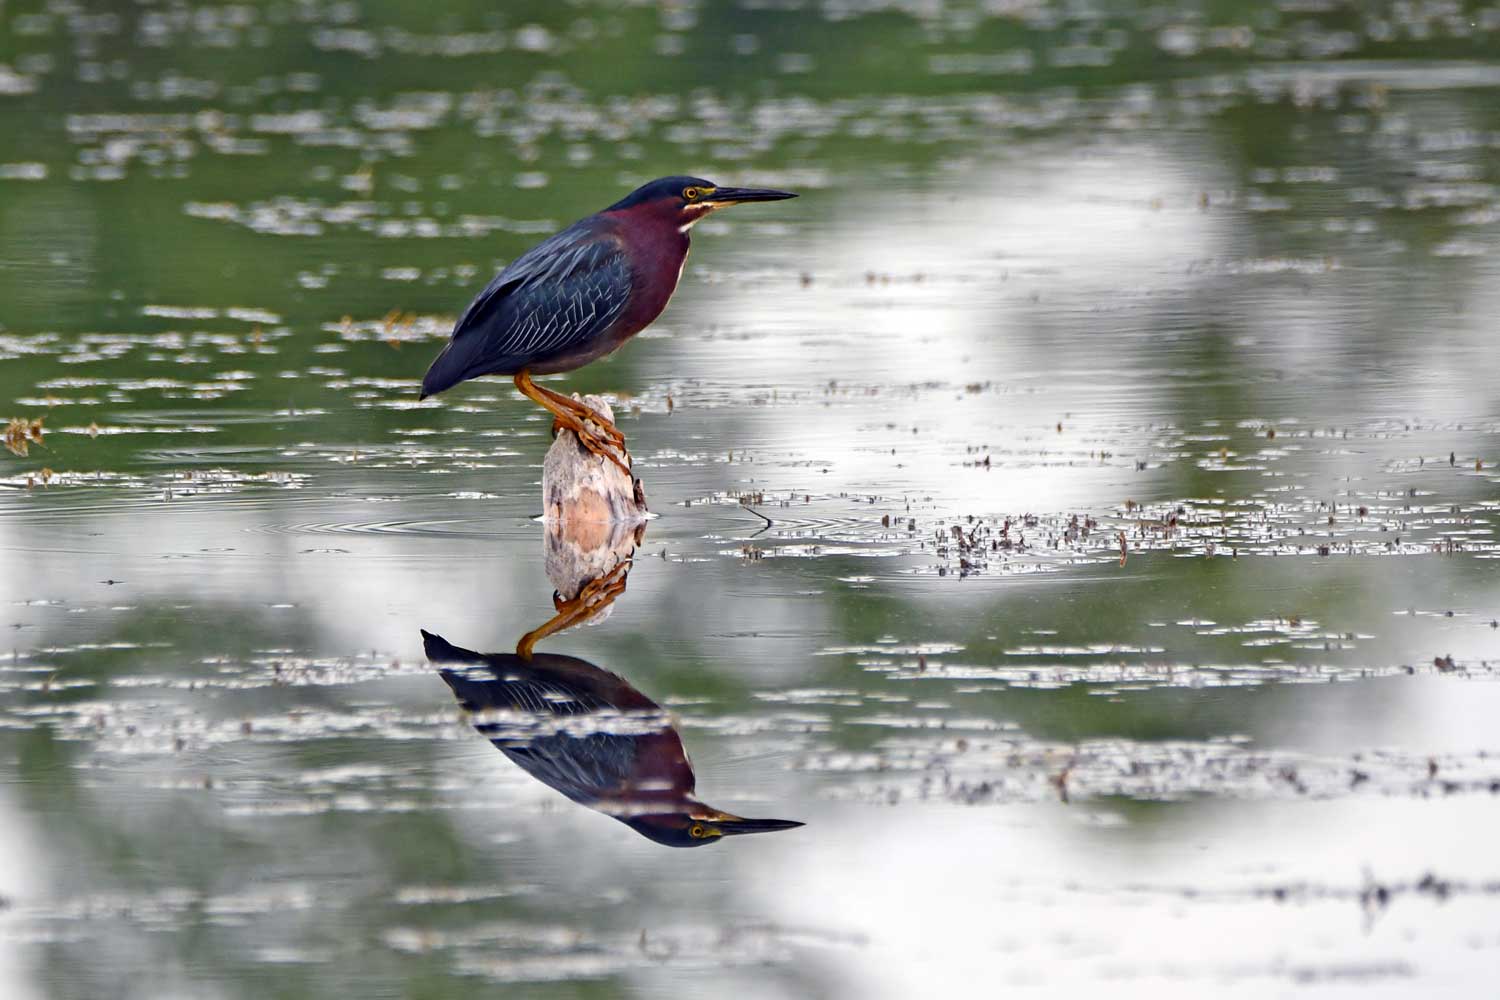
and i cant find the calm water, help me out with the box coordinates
[2,1,1500,997]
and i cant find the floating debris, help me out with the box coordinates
[3,416,44,456]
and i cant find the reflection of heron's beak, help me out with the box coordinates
[718,816,805,836]
[697,808,805,836]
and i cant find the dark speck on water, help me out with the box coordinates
[2,0,1500,996]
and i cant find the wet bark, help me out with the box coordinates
[540,394,649,537]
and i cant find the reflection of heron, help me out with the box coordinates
[418,177,796,471]
[424,631,803,847]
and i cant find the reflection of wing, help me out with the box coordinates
[441,663,614,716]
[423,631,657,711]
[424,630,687,805]
[419,221,633,396]
[498,733,645,807]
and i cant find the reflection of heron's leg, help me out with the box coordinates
[516,559,632,660]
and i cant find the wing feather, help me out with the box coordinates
[420,221,634,398]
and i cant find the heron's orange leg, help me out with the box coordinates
[515,559,632,659]
[514,372,631,474]
[515,372,626,446]
[539,388,627,447]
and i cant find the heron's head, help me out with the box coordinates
[622,807,804,848]
[605,176,797,232]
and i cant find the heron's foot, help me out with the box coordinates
[544,389,626,447]
[565,401,626,447]
[517,372,630,471]
[578,427,632,476]
[554,410,631,475]
[593,412,627,446]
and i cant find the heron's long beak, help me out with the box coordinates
[704,186,797,205]
[698,809,805,836]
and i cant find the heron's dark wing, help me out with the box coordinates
[420,221,633,397]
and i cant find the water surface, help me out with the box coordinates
[2,1,1499,997]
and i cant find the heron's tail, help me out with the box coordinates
[418,340,466,400]
[421,629,482,663]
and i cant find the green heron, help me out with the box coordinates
[419,176,797,471]
[422,629,803,848]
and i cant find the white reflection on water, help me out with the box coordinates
[0,790,45,1000]
[756,684,1500,996]
[771,793,1499,997]
[667,139,1227,512]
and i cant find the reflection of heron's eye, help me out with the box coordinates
[683,187,700,201]
[689,824,706,838]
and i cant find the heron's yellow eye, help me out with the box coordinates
[689,824,707,838]
[683,186,701,201]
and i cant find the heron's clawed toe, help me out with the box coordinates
[576,427,632,475]
[571,405,625,446]
[595,418,626,445]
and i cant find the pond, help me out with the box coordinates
[1,1,1499,996]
